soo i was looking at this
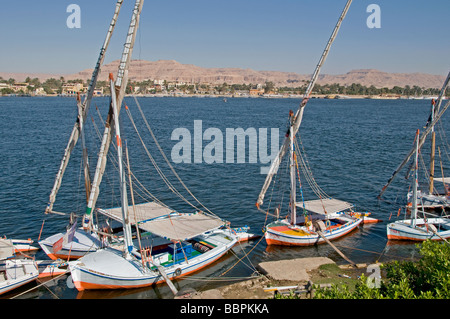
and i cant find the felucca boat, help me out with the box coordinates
[256,0,376,247]
[0,238,39,296]
[39,0,126,260]
[387,130,450,241]
[68,0,250,292]
[380,70,450,211]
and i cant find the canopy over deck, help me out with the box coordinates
[98,202,227,241]
[434,177,450,184]
[296,198,353,215]
[0,239,14,260]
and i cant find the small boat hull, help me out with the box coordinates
[265,216,362,246]
[11,239,39,253]
[36,260,68,278]
[387,218,450,241]
[407,190,450,209]
[39,229,102,260]
[0,259,39,295]
[69,229,237,291]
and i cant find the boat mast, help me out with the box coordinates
[428,71,450,194]
[412,130,419,227]
[83,0,144,229]
[378,70,450,199]
[109,73,133,257]
[45,0,124,214]
[256,0,352,208]
[429,99,436,195]
[289,114,296,225]
[76,93,91,202]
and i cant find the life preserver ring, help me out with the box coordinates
[174,268,182,277]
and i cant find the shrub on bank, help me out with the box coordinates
[313,240,450,299]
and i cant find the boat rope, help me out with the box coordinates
[181,273,261,282]
[124,104,202,212]
[10,270,70,299]
[438,147,448,193]
[219,233,266,277]
[131,95,221,219]
[294,152,308,217]
[91,107,172,218]
[437,120,450,163]
[93,101,194,223]
[228,247,257,274]
[295,136,330,199]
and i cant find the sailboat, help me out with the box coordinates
[406,73,450,210]
[68,0,248,292]
[255,0,375,247]
[380,70,450,211]
[39,0,126,260]
[387,130,450,241]
[0,238,39,296]
[379,70,450,241]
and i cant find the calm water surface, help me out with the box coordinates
[0,96,446,299]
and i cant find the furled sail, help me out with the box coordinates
[45,0,124,214]
[83,0,144,229]
[256,0,353,207]
[378,96,450,199]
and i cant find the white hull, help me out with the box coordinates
[0,259,39,295]
[36,259,68,278]
[265,214,362,246]
[39,229,102,260]
[407,190,450,209]
[69,229,237,291]
[10,239,39,253]
[387,217,450,241]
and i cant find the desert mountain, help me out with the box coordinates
[66,60,445,89]
[2,59,445,89]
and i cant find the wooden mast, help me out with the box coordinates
[256,0,353,208]
[83,0,144,229]
[289,117,296,225]
[412,130,420,227]
[45,0,124,214]
[109,73,133,257]
[429,100,436,195]
[379,70,450,199]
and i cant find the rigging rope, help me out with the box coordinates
[124,104,202,213]
[130,95,221,219]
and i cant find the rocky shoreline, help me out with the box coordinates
[176,257,372,299]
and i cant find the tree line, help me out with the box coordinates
[1,76,447,97]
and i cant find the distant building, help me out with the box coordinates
[62,83,85,95]
[11,82,29,92]
[249,88,264,96]
[93,88,103,96]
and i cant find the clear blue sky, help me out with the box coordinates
[1,0,449,76]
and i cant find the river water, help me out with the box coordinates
[0,95,446,299]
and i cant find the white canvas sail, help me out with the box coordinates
[46,0,124,214]
[83,0,143,229]
[256,0,353,208]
